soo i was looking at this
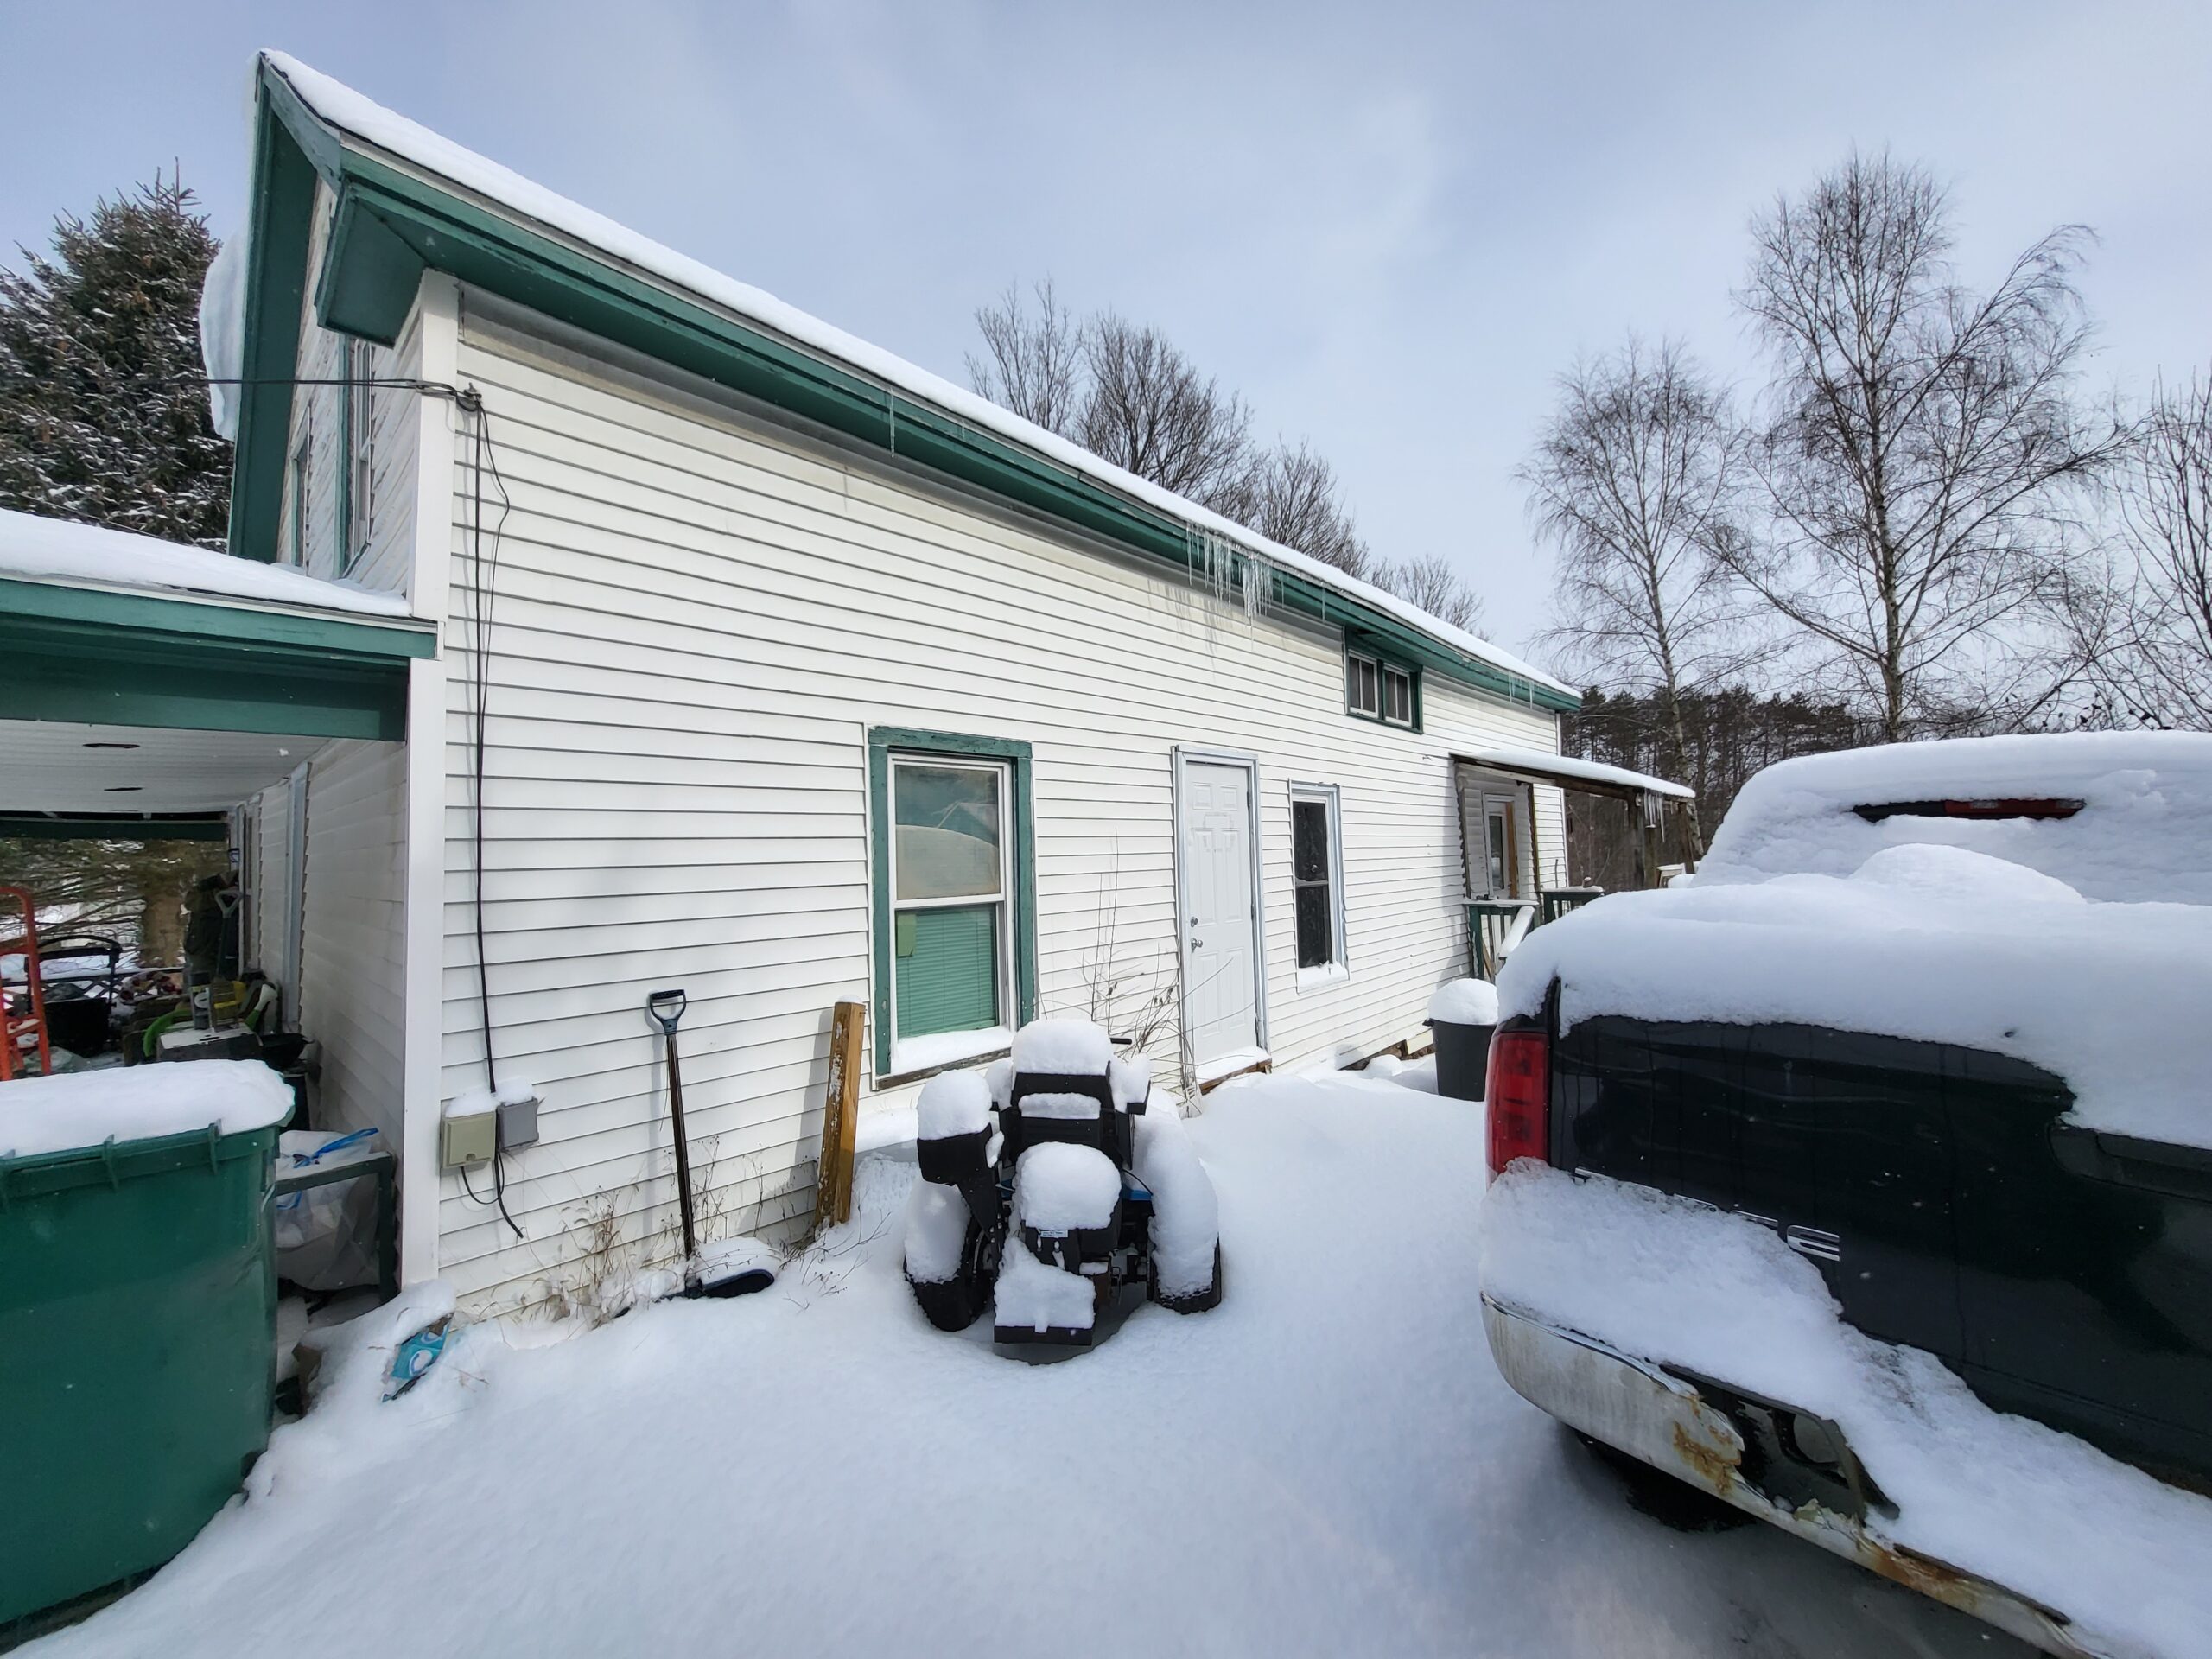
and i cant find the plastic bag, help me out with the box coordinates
[275,1127,381,1292]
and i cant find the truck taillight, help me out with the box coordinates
[1485,1028,1550,1179]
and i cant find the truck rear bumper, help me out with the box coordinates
[1479,1294,2101,1658]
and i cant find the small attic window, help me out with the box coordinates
[1346,645,1418,729]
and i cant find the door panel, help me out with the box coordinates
[1179,760,1259,1065]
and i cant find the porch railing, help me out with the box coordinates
[1465,888,1608,979]
[1540,887,1604,925]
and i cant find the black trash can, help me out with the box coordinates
[1427,1018,1496,1101]
[1426,979,1501,1101]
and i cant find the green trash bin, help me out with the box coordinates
[0,1120,278,1626]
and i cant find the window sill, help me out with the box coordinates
[1294,963,1351,993]
[882,1025,1012,1085]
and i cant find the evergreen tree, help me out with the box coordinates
[0,174,231,547]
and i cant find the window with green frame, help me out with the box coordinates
[868,728,1037,1078]
[1344,639,1421,730]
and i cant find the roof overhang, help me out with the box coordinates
[0,575,435,742]
[1458,746,1694,804]
[229,57,1579,715]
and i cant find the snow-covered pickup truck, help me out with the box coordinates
[1478,734,2212,1659]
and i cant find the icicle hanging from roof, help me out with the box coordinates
[1192,525,1272,624]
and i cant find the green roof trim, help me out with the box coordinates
[233,59,1577,714]
[222,87,319,566]
[0,576,433,741]
[0,814,230,842]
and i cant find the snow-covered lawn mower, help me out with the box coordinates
[904,1018,1222,1348]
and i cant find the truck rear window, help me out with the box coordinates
[1852,798,2085,823]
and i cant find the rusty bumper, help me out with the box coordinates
[1480,1294,2104,1658]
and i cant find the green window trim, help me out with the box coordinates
[868,726,1037,1081]
[1344,638,1423,733]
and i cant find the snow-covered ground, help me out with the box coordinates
[32,1071,2024,1658]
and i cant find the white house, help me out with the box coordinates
[0,53,1689,1317]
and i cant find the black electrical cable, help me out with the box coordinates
[172,364,526,1236]
[457,387,520,1240]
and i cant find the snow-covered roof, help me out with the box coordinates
[246,52,1573,702]
[0,506,411,619]
[1499,734,2212,1152]
[1463,745,1694,799]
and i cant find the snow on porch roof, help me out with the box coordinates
[1463,746,1695,800]
[0,507,410,619]
[243,51,1577,706]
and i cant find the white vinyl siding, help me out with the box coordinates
[299,738,409,1152]
[272,181,420,598]
[426,302,1565,1312]
[245,779,292,1008]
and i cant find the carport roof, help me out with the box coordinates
[0,511,435,743]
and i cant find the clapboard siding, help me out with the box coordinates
[245,779,293,1005]
[423,307,1562,1313]
[275,183,422,598]
[299,739,408,1153]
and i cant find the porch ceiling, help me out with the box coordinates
[0,721,335,819]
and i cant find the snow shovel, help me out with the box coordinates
[646,988,774,1300]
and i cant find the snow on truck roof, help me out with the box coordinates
[0,505,410,619]
[1700,731,2212,906]
[238,52,1573,703]
[1498,732,2212,1154]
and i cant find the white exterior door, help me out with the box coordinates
[1177,756,1262,1066]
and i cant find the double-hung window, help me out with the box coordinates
[1380,664,1414,725]
[1290,785,1346,976]
[870,729,1037,1077]
[1346,652,1381,718]
[1345,645,1418,729]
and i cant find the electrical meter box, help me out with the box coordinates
[441,1107,496,1170]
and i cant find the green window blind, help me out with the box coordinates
[894,902,1001,1037]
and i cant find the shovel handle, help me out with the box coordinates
[647,988,688,1033]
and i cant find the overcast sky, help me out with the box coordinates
[6,0,2209,665]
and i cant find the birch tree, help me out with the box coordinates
[2071,372,2212,728]
[1731,153,2120,740]
[1523,336,1750,849]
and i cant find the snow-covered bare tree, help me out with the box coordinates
[0,175,231,547]
[2069,372,2212,728]
[965,279,1085,439]
[1523,337,1756,848]
[1732,153,2120,740]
